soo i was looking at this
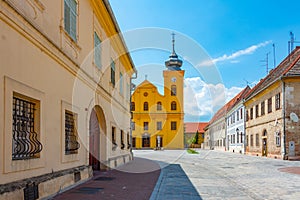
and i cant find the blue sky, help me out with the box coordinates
[109,0,300,122]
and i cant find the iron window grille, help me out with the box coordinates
[121,130,125,149]
[112,127,117,151]
[127,133,131,149]
[65,111,80,154]
[12,96,43,160]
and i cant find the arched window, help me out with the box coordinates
[171,101,177,110]
[131,102,135,111]
[157,102,162,110]
[171,85,176,96]
[144,102,149,111]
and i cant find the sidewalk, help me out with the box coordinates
[52,157,161,200]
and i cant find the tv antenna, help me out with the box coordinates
[288,31,300,56]
[260,52,270,75]
[272,43,276,68]
[243,78,250,86]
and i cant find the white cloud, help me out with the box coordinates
[198,41,271,67]
[213,41,271,63]
[184,77,244,121]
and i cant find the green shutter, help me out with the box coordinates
[94,32,101,68]
[64,0,77,41]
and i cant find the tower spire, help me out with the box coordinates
[165,33,182,70]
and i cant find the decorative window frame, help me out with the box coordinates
[60,0,81,59]
[61,100,80,163]
[4,76,45,173]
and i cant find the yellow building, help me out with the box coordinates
[0,0,135,199]
[131,35,185,149]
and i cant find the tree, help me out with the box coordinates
[194,131,199,144]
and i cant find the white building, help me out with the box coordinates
[226,86,251,153]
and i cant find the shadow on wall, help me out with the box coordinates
[151,164,202,200]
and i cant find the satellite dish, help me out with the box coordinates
[290,112,299,123]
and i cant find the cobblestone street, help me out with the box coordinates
[135,150,300,200]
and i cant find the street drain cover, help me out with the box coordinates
[221,166,234,169]
[72,187,103,194]
[94,177,115,181]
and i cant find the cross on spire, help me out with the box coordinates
[172,32,175,54]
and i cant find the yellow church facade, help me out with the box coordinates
[131,36,185,149]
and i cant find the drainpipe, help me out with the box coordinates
[129,69,137,158]
[281,77,287,159]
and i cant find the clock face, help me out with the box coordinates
[171,77,177,82]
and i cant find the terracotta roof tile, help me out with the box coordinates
[185,122,208,133]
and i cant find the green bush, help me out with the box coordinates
[187,148,199,154]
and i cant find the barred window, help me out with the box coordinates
[112,127,116,144]
[275,93,281,110]
[120,130,125,149]
[171,121,177,130]
[65,111,80,154]
[64,0,77,41]
[12,95,42,160]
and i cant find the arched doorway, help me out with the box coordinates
[89,106,107,171]
[262,130,268,157]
